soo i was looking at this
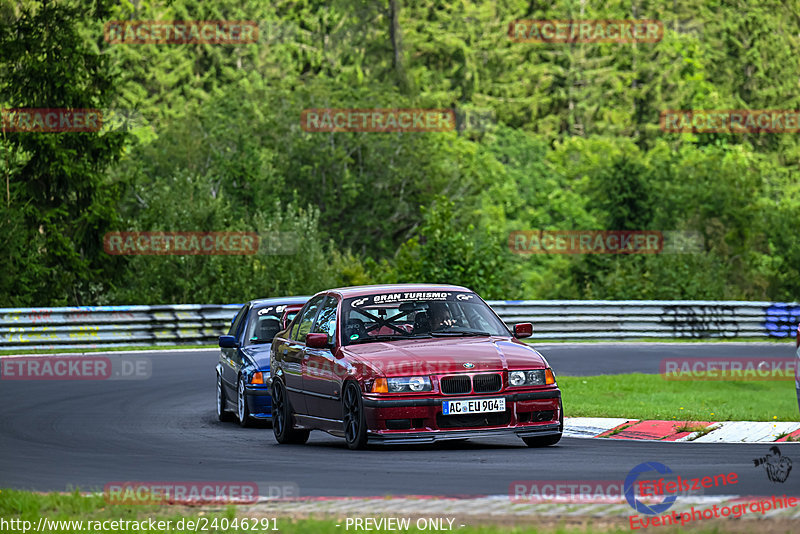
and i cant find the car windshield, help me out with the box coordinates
[342,291,510,346]
[244,304,288,346]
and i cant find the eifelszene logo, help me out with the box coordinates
[625,462,678,515]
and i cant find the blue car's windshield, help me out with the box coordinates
[244,304,288,346]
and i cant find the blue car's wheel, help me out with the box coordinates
[238,378,253,427]
[216,374,234,422]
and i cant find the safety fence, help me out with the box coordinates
[0,301,798,351]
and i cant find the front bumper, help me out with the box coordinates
[366,423,561,444]
[245,384,272,419]
[361,389,561,443]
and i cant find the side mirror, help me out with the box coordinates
[513,323,533,339]
[306,332,330,349]
[219,335,238,348]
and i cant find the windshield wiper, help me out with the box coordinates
[430,330,491,337]
[249,339,273,345]
[349,333,432,345]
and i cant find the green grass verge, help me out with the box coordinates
[0,489,745,534]
[2,345,217,355]
[559,373,800,421]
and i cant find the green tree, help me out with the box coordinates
[0,0,128,305]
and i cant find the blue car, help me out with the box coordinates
[216,296,309,426]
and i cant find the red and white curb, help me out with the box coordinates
[565,417,800,443]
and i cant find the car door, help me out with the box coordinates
[303,296,342,420]
[221,304,250,401]
[280,295,324,414]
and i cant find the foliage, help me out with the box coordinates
[2,0,800,305]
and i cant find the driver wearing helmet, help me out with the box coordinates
[428,302,456,331]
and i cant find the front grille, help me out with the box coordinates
[440,373,502,394]
[440,375,471,395]
[472,373,502,393]
[436,411,511,429]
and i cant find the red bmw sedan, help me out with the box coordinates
[270,284,562,449]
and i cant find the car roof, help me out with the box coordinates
[249,296,311,307]
[323,284,473,298]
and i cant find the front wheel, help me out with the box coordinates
[238,378,253,427]
[271,379,310,444]
[522,399,563,447]
[342,382,368,450]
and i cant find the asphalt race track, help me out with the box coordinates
[0,345,797,498]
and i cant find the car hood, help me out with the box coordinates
[241,343,272,370]
[340,337,547,377]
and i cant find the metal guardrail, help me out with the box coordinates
[1,301,798,351]
[488,300,800,340]
[0,304,241,351]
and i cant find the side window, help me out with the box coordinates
[311,296,338,343]
[228,305,249,337]
[292,296,324,341]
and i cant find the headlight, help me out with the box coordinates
[508,368,555,387]
[386,376,432,393]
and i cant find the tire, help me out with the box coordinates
[522,399,563,447]
[271,379,310,444]
[237,378,252,427]
[342,381,368,450]
[216,373,234,422]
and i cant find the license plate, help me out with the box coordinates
[442,398,505,415]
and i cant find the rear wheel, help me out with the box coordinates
[271,379,310,444]
[522,399,563,447]
[342,382,368,450]
[216,374,234,422]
